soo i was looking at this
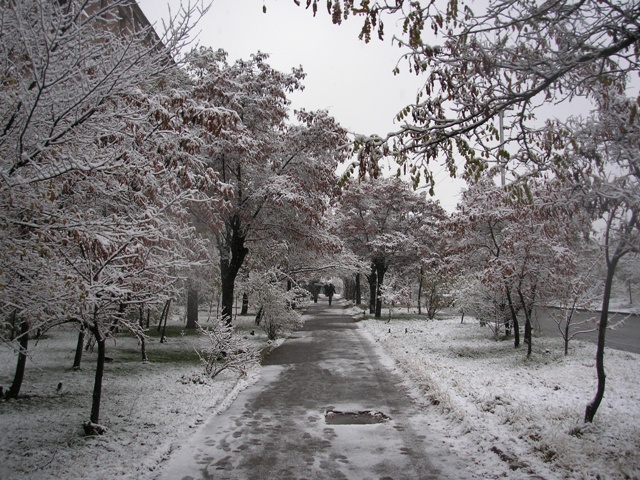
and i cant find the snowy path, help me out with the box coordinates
[154,300,473,480]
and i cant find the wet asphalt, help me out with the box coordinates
[156,299,472,480]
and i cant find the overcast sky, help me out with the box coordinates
[137,0,467,211]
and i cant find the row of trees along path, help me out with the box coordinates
[0,1,350,435]
[295,0,640,424]
[2,0,640,438]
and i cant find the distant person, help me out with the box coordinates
[327,283,336,306]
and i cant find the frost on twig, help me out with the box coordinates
[197,321,259,379]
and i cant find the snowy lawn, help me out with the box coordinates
[0,310,268,480]
[2,304,638,480]
[359,311,640,480]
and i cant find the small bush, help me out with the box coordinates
[197,322,259,378]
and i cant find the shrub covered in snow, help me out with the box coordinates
[247,271,307,341]
[198,321,260,378]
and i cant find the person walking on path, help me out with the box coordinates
[326,282,336,305]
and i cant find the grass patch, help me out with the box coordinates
[145,325,201,339]
[361,312,440,322]
[116,342,202,365]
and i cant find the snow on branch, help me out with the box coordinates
[197,321,260,379]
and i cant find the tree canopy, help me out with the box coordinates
[289,0,640,188]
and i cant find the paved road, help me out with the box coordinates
[534,308,640,354]
[156,300,473,480]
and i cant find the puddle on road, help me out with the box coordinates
[325,409,391,425]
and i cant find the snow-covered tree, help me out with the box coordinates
[544,243,603,356]
[419,259,455,320]
[449,180,522,341]
[181,47,349,324]
[615,254,640,305]
[290,0,639,187]
[0,0,215,431]
[337,176,443,318]
[415,203,450,318]
[198,321,259,378]
[557,92,640,422]
[449,177,589,355]
[378,274,412,320]
[246,270,306,341]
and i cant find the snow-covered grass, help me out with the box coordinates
[2,304,639,479]
[0,310,267,480]
[359,311,640,480]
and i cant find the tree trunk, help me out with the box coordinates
[6,319,29,399]
[505,286,520,347]
[160,299,171,343]
[427,285,439,319]
[517,285,536,358]
[186,287,198,329]
[89,321,106,426]
[585,256,619,423]
[341,276,354,301]
[241,293,249,315]
[109,302,125,335]
[373,258,387,319]
[73,325,86,370]
[220,274,236,325]
[219,215,248,325]
[499,303,510,336]
[366,271,376,314]
[417,266,424,315]
[157,300,169,332]
[524,315,532,357]
[140,334,148,362]
[355,273,361,305]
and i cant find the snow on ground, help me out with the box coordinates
[0,310,266,480]
[1,304,639,479]
[358,310,640,480]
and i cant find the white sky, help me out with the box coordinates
[137,0,466,212]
